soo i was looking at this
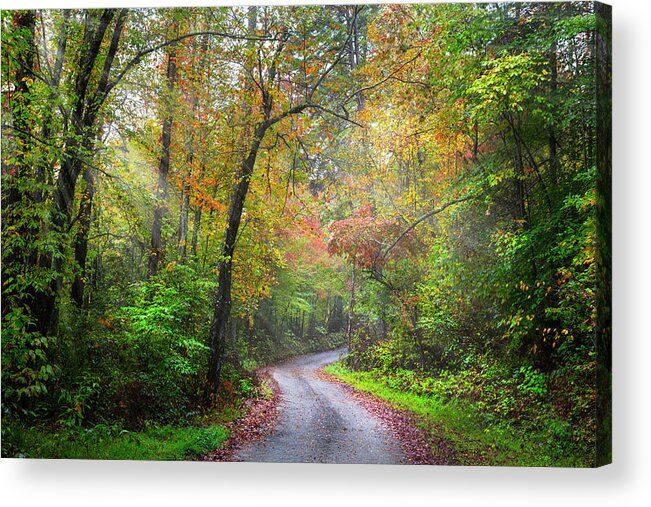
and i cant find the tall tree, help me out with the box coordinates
[71,10,129,308]
[148,21,179,277]
[204,6,363,403]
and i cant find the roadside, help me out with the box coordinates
[324,361,593,467]
[202,369,280,462]
[318,366,456,465]
[2,422,230,461]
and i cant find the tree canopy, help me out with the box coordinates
[1,3,610,466]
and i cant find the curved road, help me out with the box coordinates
[233,348,406,464]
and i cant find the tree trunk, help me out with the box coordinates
[178,53,203,263]
[513,134,527,223]
[178,183,190,262]
[408,306,427,370]
[3,11,36,212]
[5,10,123,334]
[191,205,202,258]
[41,10,119,334]
[327,295,344,332]
[548,38,559,188]
[204,120,266,405]
[344,6,365,110]
[71,166,95,308]
[69,10,127,310]
[204,6,261,404]
[346,264,356,349]
[148,30,178,277]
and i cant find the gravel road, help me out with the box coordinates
[233,348,407,464]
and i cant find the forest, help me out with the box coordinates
[1,2,610,466]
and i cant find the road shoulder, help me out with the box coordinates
[318,367,457,465]
[202,369,281,462]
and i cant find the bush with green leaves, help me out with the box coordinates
[1,308,55,419]
[57,372,101,428]
[104,264,215,425]
[43,264,217,428]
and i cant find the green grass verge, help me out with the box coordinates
[2,423,229,461]
[325,361,590,467]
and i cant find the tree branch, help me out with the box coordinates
[265,103,311,128]
[308,6,362,100]
[342,52,422,105]
[310,104,366,128]
[504,113,553,213]
[381,195,475,260]
[106,29,280,94]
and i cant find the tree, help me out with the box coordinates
[204,5,364,403]
[148,20,179,277]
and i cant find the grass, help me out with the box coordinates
[325,361,592,467]
[2,422,229,461]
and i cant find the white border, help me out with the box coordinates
[2,1,650,506]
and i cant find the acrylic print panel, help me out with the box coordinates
[1,2,611,467]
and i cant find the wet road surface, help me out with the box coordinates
[233,348,406,464]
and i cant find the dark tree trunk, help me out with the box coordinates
[71,166,95,308]
[35,10,70,204]
[191,205,202,258]
[408,307,427,370]
[300,312,305,339]
[204,120,266,405]
[149,31,178,277]
[178,182,190,262]
[327,295,344,332]
[1,11,46,334]
[513,133,527,223]
[204,7,260,404]
[5,10,124,335]
[68,10,127,311]
[178,36,208,263]
[3,11,36,212]
[203,2,334,403]
[178,101,199,262]
[548,37,559,188]
[38,10,117,334]
[344,6,365,110]
[307,310,316,340]
[346,264,356,349]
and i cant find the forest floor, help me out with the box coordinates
[205,348,445,465]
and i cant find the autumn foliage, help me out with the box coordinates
[2,3,609,466]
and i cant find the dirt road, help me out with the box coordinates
[233,348,407,464]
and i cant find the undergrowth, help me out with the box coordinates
[2,421,229,460]
[325,355,596,467]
